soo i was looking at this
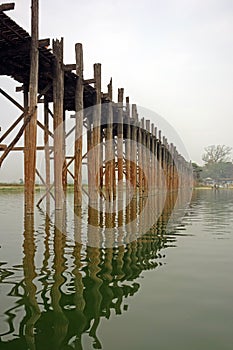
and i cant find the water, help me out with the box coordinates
[0,189,233,349]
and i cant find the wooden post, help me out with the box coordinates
[74,43,83,207]
[138,119,143,197]
[131,104,137,193]
[162,136,166,189]
[105,79,114,202]
[87,119,95,201]
[62,109,67,193]
[158,130,162,190]
[100,128,104,191]
[151,123,155,194]
[24,0,39,214]
[146,120,150,194]
[125,97,131,196]
[93,63,101,202]
[141,118,147,195]
[117,88,124,196]
[44,98,50,210]
[53,38,64,210]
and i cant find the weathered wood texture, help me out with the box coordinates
[53,38,64,210]
[24,0,39,214]
[74,43,83,207]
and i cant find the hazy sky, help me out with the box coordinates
[1,0,233,182]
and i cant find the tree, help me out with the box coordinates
[202,145,232,164]
[201,162,233,180]
[192,162,202,182]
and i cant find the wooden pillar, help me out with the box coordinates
[131,104,137,194]
[141,118,147,195]
[162,136,166,189]
[87,119,95,201]
[92,63,101,203]
[138,119,143,197]
[44,98,50,209]
[24,0,39,214]
[157,130,162,190]
[151,123,155,194]
[117,88,124,196]
[74,43,83,207]
[62,109,67,193]
[170,143,174,190]
[146,120,150,194]
[154,126,157,192]
[125,97,131,193]
[53,38,64,210]
[100,128,104,191]
[105,79,114,202]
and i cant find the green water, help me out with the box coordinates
[0,189,233,349]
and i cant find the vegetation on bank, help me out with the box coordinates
[193,145,233,186]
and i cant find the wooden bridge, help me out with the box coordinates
[0,2,193,214]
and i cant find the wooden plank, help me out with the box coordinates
[64,64,76,71]
[53,38,64,210]
[83,78,95,85]
[24,0,39,214]
[0,3,15,12]
[74,43,83,207]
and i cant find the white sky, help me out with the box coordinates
[1,0,233,182]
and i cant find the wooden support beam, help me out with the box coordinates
[4,146,53,151]
[157,130,162,190]
[36,184,54,207]
[0,3,15,11]
[83,78,95,85]
[105,79,114,201]
[64,64,76,71]
[44,99,50,207]
[151,123,155,193]
[37,82,52,100]
[38,38,50,47]
[146,119,150,194]
[37,120,54,138]
[138,118,143,196]
[117,88,124,197]
[90,63,101,203]
[24,0,39,214]
[53,38,64,210]
[0,112,25,143]
[0,107,36,167]
[87,119,95,202]
[131,104,137,193]
[0,87,24,112]
[141,118,147,195]
[125,96,131,195]
[74,43,83,207]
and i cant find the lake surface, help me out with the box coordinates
[0,189,233,349]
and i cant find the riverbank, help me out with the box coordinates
[1,183,233,192]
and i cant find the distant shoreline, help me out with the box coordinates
[0,184,233,192]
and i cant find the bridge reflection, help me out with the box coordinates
[0,190,192,349]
